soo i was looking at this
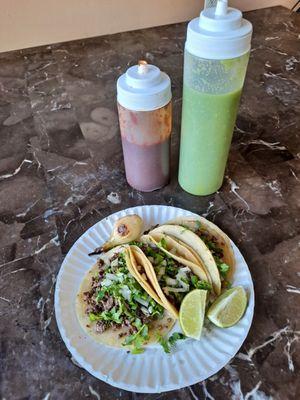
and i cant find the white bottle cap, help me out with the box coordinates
[186,0,252,60]
[117,61,171,111]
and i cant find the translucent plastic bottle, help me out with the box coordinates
[117,61,172,192]
[179,0,252,195]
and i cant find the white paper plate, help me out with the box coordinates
[55,205,254,393]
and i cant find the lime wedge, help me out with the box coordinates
[179,289,207,339]
[207,286,247,328]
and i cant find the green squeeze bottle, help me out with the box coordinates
[178,0,252,195]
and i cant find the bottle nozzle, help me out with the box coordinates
[138,60,148,74]
[215,0,228,16]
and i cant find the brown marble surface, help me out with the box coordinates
[0,6,300,400]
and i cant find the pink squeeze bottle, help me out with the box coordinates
[117,61,172,192]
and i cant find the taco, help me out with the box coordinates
[167,216,235,284]
[148,225,222,295]
[129,244,179,319]
[131,238,212,315]
[76,245,175,353]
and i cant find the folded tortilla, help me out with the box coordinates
[76,245,175,348]
[149,225,222,295]
[130,245,179,319]
[167,216,235,281]
[137,234,212,315]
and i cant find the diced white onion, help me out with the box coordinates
[134,297,149,307]
[120,285,131,301]
[179,266,191,273]
[141,306,150,315]
[110,258,119,268]
[115,272,125,282]
[105,273,119,281]
[101,279,113,287]
[176,271,187,282]
[176,267,191,291]
[178,280,189,291]
[161,260,167,267]
[165,277,178,286]
[148,256,154,263]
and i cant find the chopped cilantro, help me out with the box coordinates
[123,324,149,354]
[111,307,123,323]
[123,334,135,346]
[168,332,186,345]
[89,313,101,322]
[190,275,212,291]
[191,275,198,287]
[129,241,143,248]
[141,324,149,338]
[96,288,106,301]
[131,347,144,354]
[218,263,230,278]
[158,237,167,250]
[144,245,157,257]
[158,332,186,353]
[205,240,218,251]
[157,335,171,353]
[166,264,177,276]
[133,318,142,329]
[154,253,164,265]
[196,281,212,291]
[194,221,201,230]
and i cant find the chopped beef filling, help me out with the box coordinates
[82,250,165,353]
[197,230,224,259]
[96,321,106,333]
[194,228,230,282]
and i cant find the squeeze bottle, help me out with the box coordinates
[117,61,172,192]
[178,0,252,195]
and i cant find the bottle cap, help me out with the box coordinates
[186,0,252,60]
[117,61,171,111]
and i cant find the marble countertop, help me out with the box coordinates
[0,6,299,400]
